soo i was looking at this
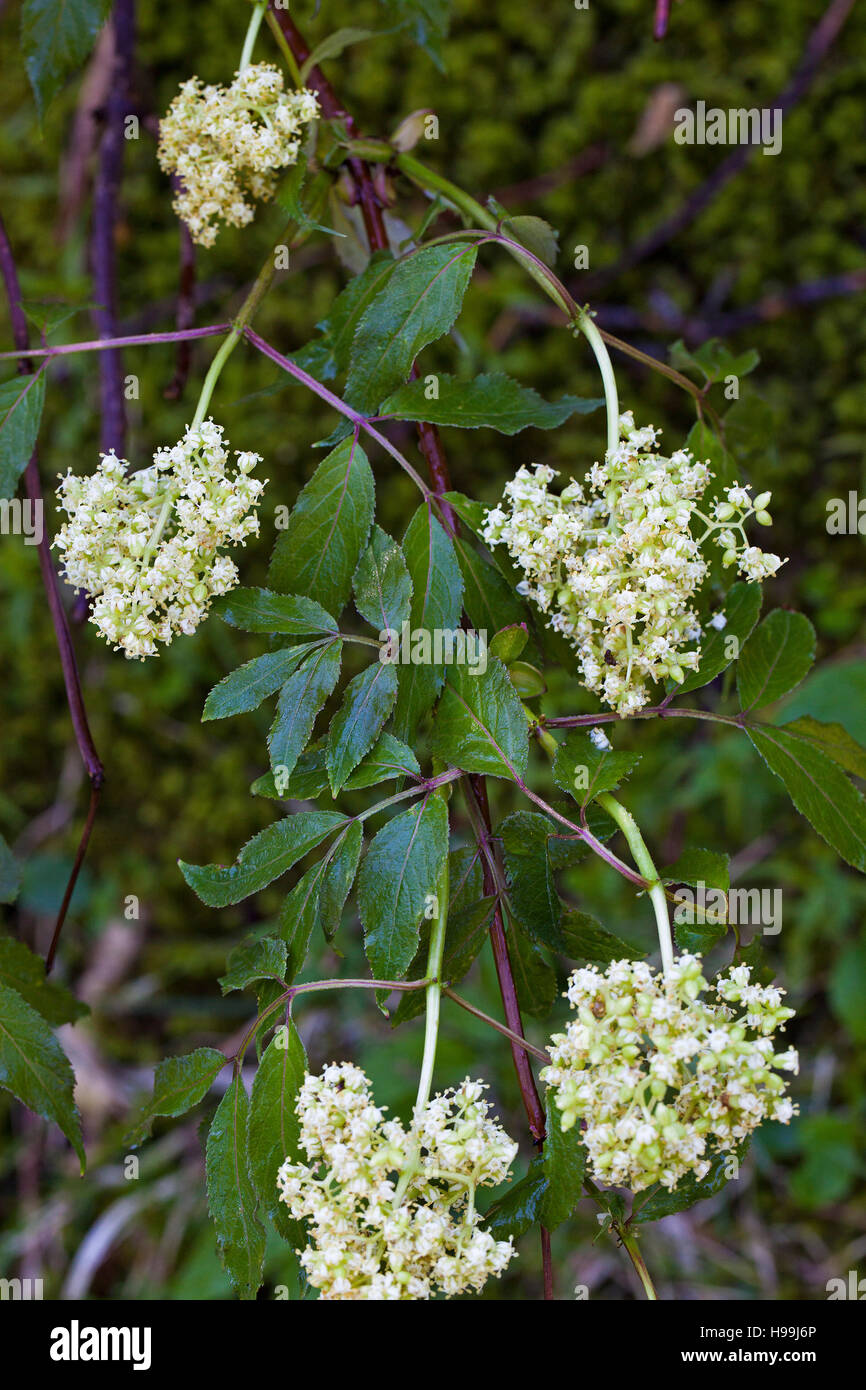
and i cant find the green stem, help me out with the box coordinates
[618,1226,658,1300]
[393,153,620,455]
[239,0,268,72]
[189,214,304,429]
[415,804,450,1114]
[596,791,674,974]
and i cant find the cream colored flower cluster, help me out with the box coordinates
[158,63,319,246]
[482,412,785,713]
[541,955,797,1194]
[54,420,264,659]
[276,1063,518,1300]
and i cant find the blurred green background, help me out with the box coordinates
[1,0,864,1299]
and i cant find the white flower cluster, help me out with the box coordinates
[276,1063,518,1300]
[482,412,785,712]
[158,63,319,246]
[54,420,264,659]
[541,955,798,1194]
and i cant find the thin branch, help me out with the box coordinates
[443,988,549,1064]
[654,0,672,41]
[0,323,229,362]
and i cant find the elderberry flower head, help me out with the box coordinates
[276,1063,518,1300]
[158,63,319,246]
[54,420,265,659]
[541,956,798,1194]
[482,412,785,712]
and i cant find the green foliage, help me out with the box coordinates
[358,796,448,978]
[206,1075,266,1299]
[500,811,566,949]
[737,609,816,710]
[541,1094,586,1230]
[0,935,87,1024]
[392,505,463,740]
[677,582,761,695]
[552,732,641,808]
[353,525,413,634]
[180,812,347,907]
[214,588,338,637]
[343,243,478,413]
[269,641,343,778]
[326,660,398,794]
[248,1025,307,1246]
[268,438,375,610]
[0,981,85,1168]
[430,657,529,780]
[21,0,111,120]
[203,645,319,721]
[0,372,45,497]
[633,1147,748,1224]
[378,372,602,433]
[127,1047,228,1147]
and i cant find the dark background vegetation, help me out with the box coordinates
[1,0,864,1299]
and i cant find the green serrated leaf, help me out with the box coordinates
[300,26,380,81]
[0,371,46,498]
[344,243,477,413]
[353,525,413,635]
[501,215,559,268]
[0,936,87,1025]
[268,437,374,613]
[541,1092,586,1229]
[677,582,762,695]
[203,645,317,722]
[506,920,557,1018]
[634,1144,748,1223]
[744,723,866,873]
[344,731,421,788]
[319,820,363,940]
[220,936,287,995]
[0,981,85,1168]
[358,796,448,979]
[560,911,644,964]
[484,1154,548,1241]
[455,534,526,638]
[206,1075,265,1299]
[22,0,112,121]
[380,0,450,68]
[179,811,346,908]
[500,812,565,950]
[552,732,640,808]
[214,588,337,636]
[737,609,816,711]
[269,641,343,780]
[295,251,396,382]
[126,1046,227,1147]
[248,1025,307,1246]
[327,660,399,795]
[661,848,730,890]
[431,657,528,780]
[378,372,601,432]
[392,505,463,741]
[252,748,330,801]
[773,715,866,779]
[279,857,331,982]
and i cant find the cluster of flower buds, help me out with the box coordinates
[276,1063,518,1300]
[482,412,785,712]
[158,63,319,246]
[541,955,798,1194]
[54,420,264,659]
